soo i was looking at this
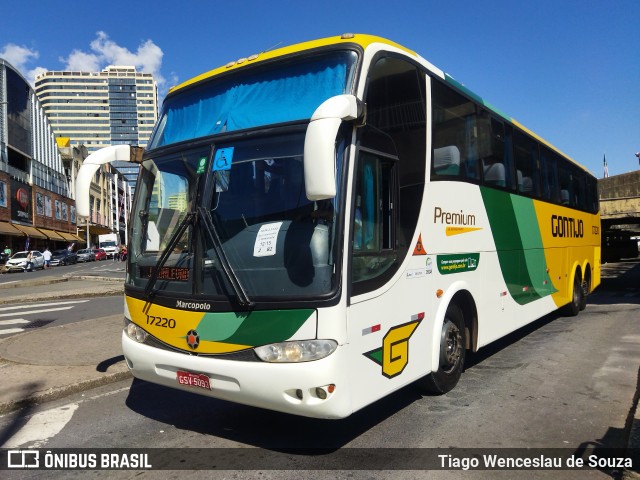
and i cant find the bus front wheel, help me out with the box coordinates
[419,303,466,395]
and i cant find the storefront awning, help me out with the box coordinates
[37,228,66,241]
[12,224,47,239]
[88,225,113,235]
[57,231,79,242]
[0,222,23,236]
[71,234,85,242]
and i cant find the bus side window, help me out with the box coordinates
[513,130,540,197]
[352,151,396,284]
[573,168,588,211]
[586,176,599,213]
[482,118,515,190]
[431,80,480,181]
[540,147,561,204]
[558,162,573,206]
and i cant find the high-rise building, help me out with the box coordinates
[34,65,158,156]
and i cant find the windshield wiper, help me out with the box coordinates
[145,211,195,297]
[198,206,252,307]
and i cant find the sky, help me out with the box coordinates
[1,0,638,178]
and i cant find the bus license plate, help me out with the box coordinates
[177,370,211,390]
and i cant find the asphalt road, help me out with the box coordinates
[0,259,638,479]
[0,260,638,479]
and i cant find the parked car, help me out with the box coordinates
[50,249,78,266]
[93,248,107,261]
[4,251,45,272]
[76,248,96,262]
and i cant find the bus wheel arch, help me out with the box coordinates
[419,289,477,394]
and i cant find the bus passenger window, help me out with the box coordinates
[431,80,479,180]
[540,148,561,203]
[513,130,540,196]
[558,163,573,206]
[573,169,588,211]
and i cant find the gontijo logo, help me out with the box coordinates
[551,214,584,238]
[364,313,423,378]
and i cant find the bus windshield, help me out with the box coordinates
[148,50,358,149]
[129,130,344,301]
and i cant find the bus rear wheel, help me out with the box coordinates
[419,303,466,394]
[563,272,582,317]
[579,270,590,311]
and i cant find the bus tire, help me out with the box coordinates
[563,272,582,317]
[579,270,590,311]
[419,303,466,395]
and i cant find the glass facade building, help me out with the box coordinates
[0,59,80,256]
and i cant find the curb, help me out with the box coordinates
[0,370,132,415]
[0,276,69,289]
[0,286,124,305]
[68,275,124,282]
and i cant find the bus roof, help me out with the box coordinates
[168,33,590,175]
[168,34,414,94]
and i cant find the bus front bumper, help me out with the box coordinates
[122,333,353,419]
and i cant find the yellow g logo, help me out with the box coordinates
[364,319,421,378]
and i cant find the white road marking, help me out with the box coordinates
[0,300,90,311]
[0,387,132,448]
[0,306,75,318]
[0,319,29,326]
[2,403,79,448]
[0,328,25,335]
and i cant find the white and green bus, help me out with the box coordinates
[76,34,600,419]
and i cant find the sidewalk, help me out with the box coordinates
[0,274,129,415]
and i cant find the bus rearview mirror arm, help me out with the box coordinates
[75,145,143,218]
[304,95,365,201]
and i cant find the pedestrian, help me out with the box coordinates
[25,250,33,272]
[3,245,11,257]
[43,247,52,269]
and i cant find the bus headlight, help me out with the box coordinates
[124,319,148,343]
[254,340,337,363]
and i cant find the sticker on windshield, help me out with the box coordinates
[213,147,234,171]
[254,222,283,257]
[196,156,207,174]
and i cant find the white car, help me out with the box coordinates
[4,251,45,272]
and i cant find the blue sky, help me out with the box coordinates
[2,0,638,178]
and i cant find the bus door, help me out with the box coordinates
[346,55,429,412]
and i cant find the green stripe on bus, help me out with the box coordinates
[480,188,555,304]
[195,309,314,346]
[511,195,557,299]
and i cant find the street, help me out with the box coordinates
[0,260,638,479]
[0,256,125,283]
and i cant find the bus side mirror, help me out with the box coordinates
[75,145,140,217]
[304,95,364,201]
